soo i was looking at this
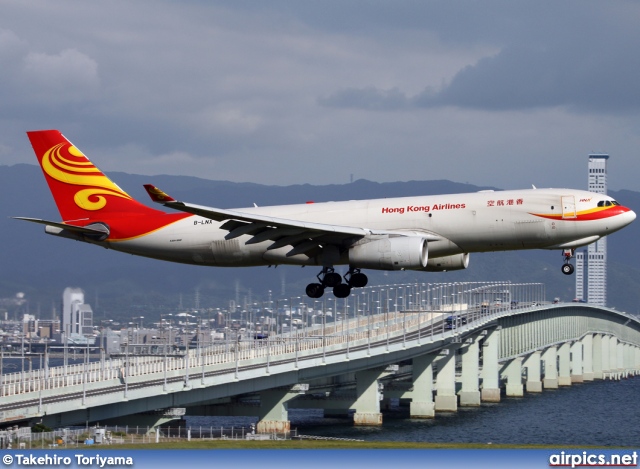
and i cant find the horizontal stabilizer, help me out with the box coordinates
[12,217,110,238]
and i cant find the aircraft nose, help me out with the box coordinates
[619,206,636,227]
[627,208,637,224]
[608,206,635,233]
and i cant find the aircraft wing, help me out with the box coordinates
[143,184,440,257]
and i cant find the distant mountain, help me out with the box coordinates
[1,163,638,322]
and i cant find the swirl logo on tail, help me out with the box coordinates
[42,142,133,211]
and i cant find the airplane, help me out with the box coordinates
[16,130,636,299]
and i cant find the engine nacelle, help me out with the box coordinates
[423,253,470,272]
[349,236,428,270]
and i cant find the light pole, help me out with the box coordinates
[184,347,190,389]
[38,354,42,414]
[322,308,326,364]
[159,313,172,354]
[63,324,69,377]
[364,300,370,355]
[130,316,144,355]
[44,338,49,381]
[82,339,88,406]
[124,336,129,399]
[20,334,25,386]
[163,333,168,393]
[199,322,205,387]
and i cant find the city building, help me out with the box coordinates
[61,287,94,338]
[575,154,609,306]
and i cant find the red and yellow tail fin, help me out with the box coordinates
[27,130,160,222]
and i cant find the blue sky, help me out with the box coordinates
[2,0,640,191]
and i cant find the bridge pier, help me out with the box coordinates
[542,346,558,389]
[613,337,621,379]
[524,351,542,393]
[602,335,611,378]
[617,341,625,379]
[609,336,619,380]
[256,385,306,434]
[459,336,481,406]
[593,334,603,379]
[435,348,458,412]
[410,353,436,418]
[624,344,633,377]
[503,357,523,397]
[481,328,501,402]
[558,342,572,386]
[571,340,584,383]
[352,369,383,426]
[582,334,594,381]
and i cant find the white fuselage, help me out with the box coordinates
[102,188,634,270]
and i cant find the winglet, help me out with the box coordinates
[143,184,176,203]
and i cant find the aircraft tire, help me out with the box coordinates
[306,283,325,298]
[348,272,368,288]
[323,272,343,288]
[561,263,575,275]
[333,283,351,298]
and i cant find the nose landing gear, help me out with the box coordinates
[561,249,575,275]
[305,267,369,298]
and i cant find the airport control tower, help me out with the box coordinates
[575,154,609,306]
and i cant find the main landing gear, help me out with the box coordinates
[305,267,369,299]
[561,249,575,275]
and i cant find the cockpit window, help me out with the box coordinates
[598,200,620,207]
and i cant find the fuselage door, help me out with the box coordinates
[561,195,577,219]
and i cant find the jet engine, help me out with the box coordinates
[423,253,470,272]
[349,236,428,270]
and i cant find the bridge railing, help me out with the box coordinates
[0,282,547,398]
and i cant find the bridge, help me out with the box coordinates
[1,282,639,433]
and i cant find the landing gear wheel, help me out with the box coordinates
[348,272,368,288]
[315,267,343,288]
[561,249,575,276]
[344,268,368,288]
[323,272,343,288]
[306,283,325,298]
[333,283,351,298]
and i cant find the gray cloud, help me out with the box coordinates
[319,87,409,111]
[1,1,640,194]
[425,41,640,113]
[319,1,640,114]
[323,36,640,114]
